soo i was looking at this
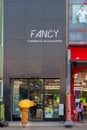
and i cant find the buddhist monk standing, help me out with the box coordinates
[20,107,29,128]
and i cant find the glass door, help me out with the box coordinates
[44,79,60,119]
[11,79,28,121]
[74,70,87,120]
[29,79,43,120]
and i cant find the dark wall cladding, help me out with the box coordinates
[4,0,66,121]
[5,1,66,21]
[4,0,66,78]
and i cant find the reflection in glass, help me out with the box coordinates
[12,79,28,117]
[29,79,43,120]
[11,78,61,120]
[44,79,60,118]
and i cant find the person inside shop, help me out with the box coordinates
[76,101,84,122]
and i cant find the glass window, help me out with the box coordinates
[69,1,87,45]
[44,79,60,119]
[12,79,28,116]
[11,78,61,121]
[29,79,43,120]
[74,71,87,105]
[74,70,87,119]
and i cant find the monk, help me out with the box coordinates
[20,107,29,128]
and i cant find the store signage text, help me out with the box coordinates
[30,30,59,38]
[45,85,60,90]
[27,29,63,43]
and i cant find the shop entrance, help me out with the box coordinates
[44,79,60,120]
[11,78,61,121]
[72,61,87,121]
[29,79,43,120]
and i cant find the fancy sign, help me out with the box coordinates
[30,30,59,38]
[28,29,63,43]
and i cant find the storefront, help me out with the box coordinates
[11,78,65,121]
[68,0,87,121]
[3,0,66,121]
[73,65,87,120]
[68,46,87,121]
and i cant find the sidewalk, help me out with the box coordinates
[9,121,64,127]
[9,121,87,127]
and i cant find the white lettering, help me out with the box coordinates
[42,30,48,38]
[30,30,59,38]
[30,30,36,38]
[53,30,59,38]
[35,30,42,38]
[48,30,53,38]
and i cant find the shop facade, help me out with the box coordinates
[68,47,87,121]
[11,78,63,121]
[3,0,66,121]
[68,0,87,121]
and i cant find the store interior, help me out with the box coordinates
[74,69,87,120]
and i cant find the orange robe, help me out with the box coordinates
[20,108,28,125]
